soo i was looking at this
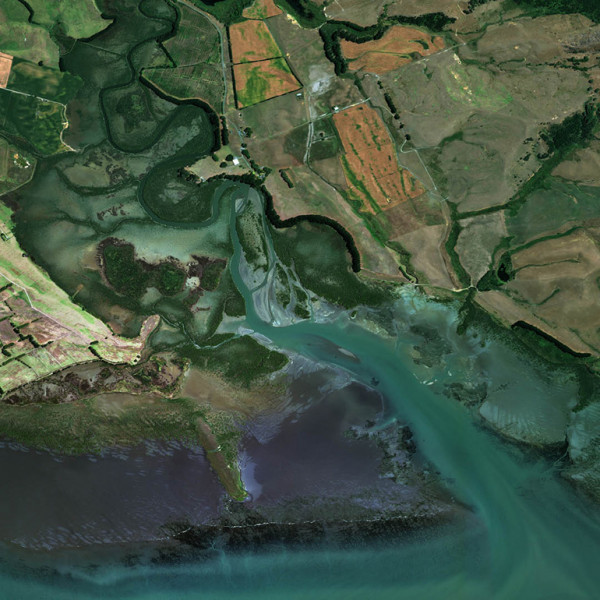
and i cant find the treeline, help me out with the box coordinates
[466,0,600,22]
[263,186,361,272]
[194,0,327,26]
[513,0,600,23]
[319,13,454,75]
[279,169,294,188]
[274,0,325,28]
[541,102,600,154]
[192,0,252,25]
[207,172,361,271]
[512,321,592,359]
[464,0,493,13]
[474,103,600,291]
[320,20,385,75]
[476,252,514,291]
[220,116,229,146]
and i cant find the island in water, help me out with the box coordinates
[0,0,599,597]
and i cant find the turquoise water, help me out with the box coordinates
[1,188,599,599]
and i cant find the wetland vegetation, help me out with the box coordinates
[0,0,395,485]
[2,3,600,596]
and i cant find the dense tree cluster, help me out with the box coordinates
[383,93,398,115]
[319,13,454,75]
[279,169,294,188]
[476,253,514,291]
[514,0,600,22]
[192,0,252,25]
[466,0,600,22]
[541,103,600,154]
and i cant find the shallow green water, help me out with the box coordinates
[3,186,597,599]
[2,0,599,594]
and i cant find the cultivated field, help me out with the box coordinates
[267,12,333,88]
[229,20,281,63]
[334,104,425,213]
[243,0,282,19]
[0,53,12,88]
[234,58,300,107]
[341,26,445,74]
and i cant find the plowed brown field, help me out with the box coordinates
[229,20,281,64]
[242,0,282,19]
[334,104,425,212]
[341,26,444,74]
[0,52,13,88]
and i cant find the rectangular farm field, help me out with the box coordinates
[234,58,300,107]
[229,20,282,64]
[0,53,13,88]
[333,104,424,212]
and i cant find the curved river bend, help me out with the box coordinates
[1,184,599,600]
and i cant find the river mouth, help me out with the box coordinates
[2,1,600,597]
[1,313,599,599]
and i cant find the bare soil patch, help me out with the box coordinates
[341,26,444,74]
[0,52,13,88]
[384,190,445,236]
[395,224,454,288]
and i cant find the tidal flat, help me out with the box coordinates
[1,0,600,597]
[0,304,599,599]
[0,360,457,553]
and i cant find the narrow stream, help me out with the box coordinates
[226,186,600,599]
[0,182,598,599]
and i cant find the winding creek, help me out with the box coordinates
[2,1,599,593]
[1,182,598,599]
